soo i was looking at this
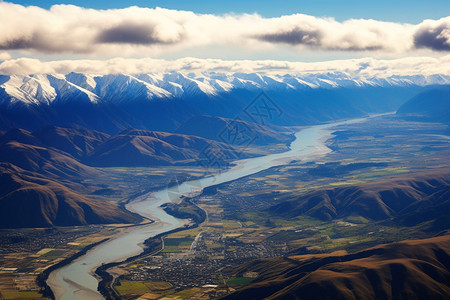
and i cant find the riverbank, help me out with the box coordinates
[36,238,110,299]
[96,200,207,298]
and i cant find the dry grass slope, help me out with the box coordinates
[224,235,450,300]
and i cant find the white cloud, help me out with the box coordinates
[0,52,11,60]
[248,15,414,52]
[1,56,449,77]
[0,2,448,57]
[0,57,54,74]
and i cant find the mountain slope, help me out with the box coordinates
[397,86,450,123]
[0,128,42,146]
[175,115,293,145]
[85,129,243,167]
[0,130,141,228]
[0,163,140,228]
[268,172,450,224]
[0,140,99,179]
[224,235,450,300]
[33,125,110,158]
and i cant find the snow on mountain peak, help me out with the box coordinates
[1,72,449,107]
[1,74,57,105]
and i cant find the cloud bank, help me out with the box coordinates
[0,2,449,57]
[414,18,450,51]
[1,56,449,78]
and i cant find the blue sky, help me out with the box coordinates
[7,0,450,23]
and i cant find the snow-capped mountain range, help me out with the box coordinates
[1,72,449,106]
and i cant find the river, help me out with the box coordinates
[47,115,371,299]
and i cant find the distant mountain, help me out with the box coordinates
[175,115,293,145]
[0,72,444,133]
[84,129,244,167]
[1,73,448,106]
[268,172,450,227]
[224,235,450,300]
[397,86,450,123]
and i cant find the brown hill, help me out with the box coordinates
[269,172,450,224]
[0,140,99,179]
[0,163,140,228]
[0,134,140,228]
[33,125,110,158]
[0,128,42,146]
[85,129,244,167]
[223,235,450,300]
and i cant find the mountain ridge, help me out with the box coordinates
[1,72,449,107]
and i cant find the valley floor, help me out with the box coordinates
[107,115,450,299]
[0,114,449,299]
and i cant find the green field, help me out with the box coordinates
[39,250,66,260]
[226,277,253,285]
[161,248,183,253]
[115,280,172,295]
[164,237,194,246]
[0,291,43,299]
